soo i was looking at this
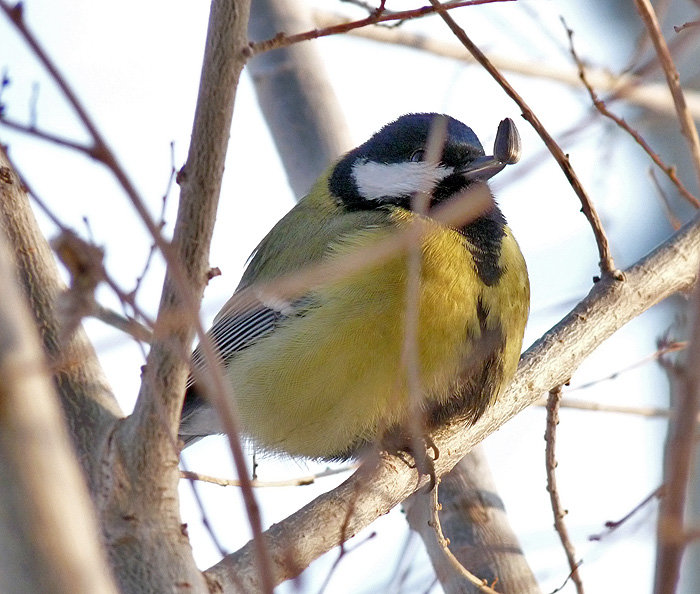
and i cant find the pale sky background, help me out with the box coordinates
[2,1,698,592]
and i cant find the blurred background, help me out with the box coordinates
[2,0,700,591]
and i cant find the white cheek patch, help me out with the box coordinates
[352,160,454,201]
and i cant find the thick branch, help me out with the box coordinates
[0,166,117,593]
[207,211,700,591]
[127,0,251,446]
[0,147,120,489]
[101,1,258,592]
[405,447,541,593]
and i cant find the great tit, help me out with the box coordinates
[179,113,529,465]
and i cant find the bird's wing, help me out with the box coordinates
[188,290,312,385]
[180,291,312,445]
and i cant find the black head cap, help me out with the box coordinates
[329,113,487,210]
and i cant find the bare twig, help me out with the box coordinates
[428,0,618,277]
[650,168,684,230]
[545,386,585,594]
[310,10,700,119]
[566,340,687,393]
[180,465,355,488]
[429,481,501,593]
[0,116,95,155]
[0,1,173,259]
[589,485,665,542]
[403,116,450,478]
[91,304,152,343]
[564,20,699,209]
[250,0,514,54]
[181,459,230,558]
[315,531,377,594]
[534,397,677,419]
[635,0,700,190]
[674,20,700,34]
[215,183,495,324]
[654,266,700,593]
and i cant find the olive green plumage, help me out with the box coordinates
[180,113,530,461]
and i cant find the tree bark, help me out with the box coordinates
[405,447,541,593]
[0,147,121,491]
[0,154,118,593]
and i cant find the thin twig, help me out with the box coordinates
[91,304,152,343]
[428,0,618,277]
[130,143,175,302]
[403,116,449,477]
[649,168,684,230]
[0,151,155,344]
[181,460,229,558]
[0,116,94,155]
[674,20,700,34]
[566,340,687,393]
[429,480,501,593]
[250,0,514,54]
[564,20,700,209]
[534,397,677,419]
[545,386,585,594]
[0,2,171,254]
[589,485,665,542]
[635,0,700,191]
[315,531,377,594]
[180,465,356,488]
[310,10,700,119]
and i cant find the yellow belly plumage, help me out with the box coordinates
[227,209,528,458]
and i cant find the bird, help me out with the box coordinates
[179,113,529,472]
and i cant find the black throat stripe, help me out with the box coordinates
[459,209,506,287]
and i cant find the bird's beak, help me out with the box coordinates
[461,118,521,182]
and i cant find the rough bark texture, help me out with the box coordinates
[0,148,121,490]
[102,0,253,591]
[0,153,118,593]
[2,0,253,589]
[405,447,541,593]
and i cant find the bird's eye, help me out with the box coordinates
[410,149,425,162]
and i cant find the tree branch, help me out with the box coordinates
[545,387,584,594]
[405,447,541,593]
[0,147,121,488]
[634,0,700,191]
[249,0,514,55]
[310,9,700,120]
[248,0,351,198]
[0,155,117,593]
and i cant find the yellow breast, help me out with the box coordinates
[228,211,528,459]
